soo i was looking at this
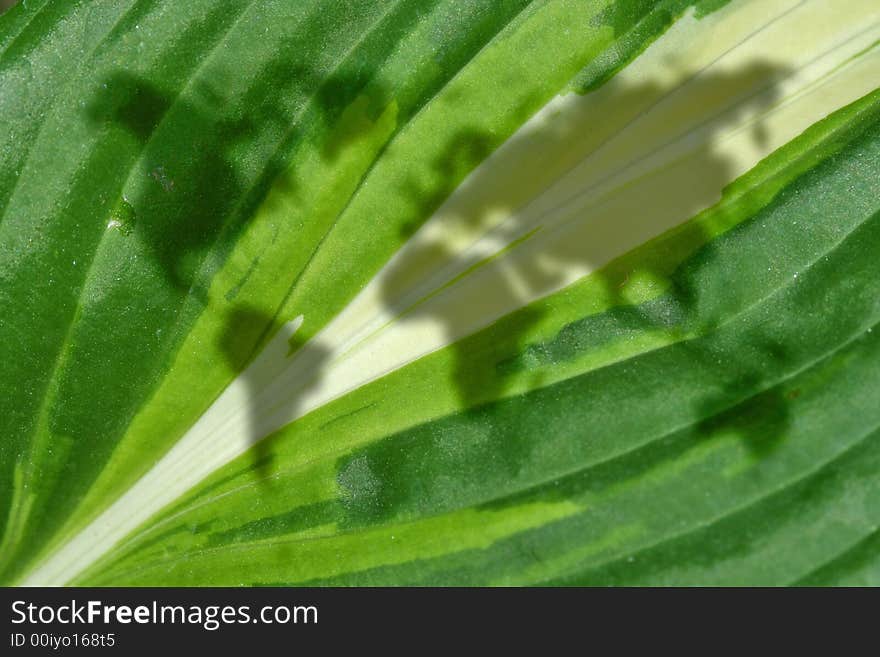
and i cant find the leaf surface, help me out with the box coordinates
[1,0,879,586]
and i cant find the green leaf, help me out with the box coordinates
[2,0,879,586]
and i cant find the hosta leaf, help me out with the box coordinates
[1,0,878,586]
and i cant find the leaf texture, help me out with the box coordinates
[1,0,879,586]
